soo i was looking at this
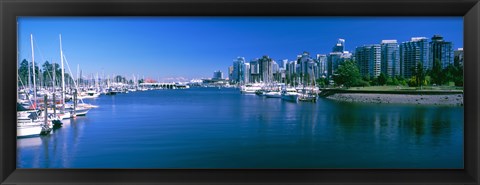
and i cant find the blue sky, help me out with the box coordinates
[18,17,463,81]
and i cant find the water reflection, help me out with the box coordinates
[17,88,463,168]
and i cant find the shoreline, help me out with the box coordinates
[325,93,464,106]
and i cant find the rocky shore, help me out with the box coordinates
[326,93,463,106]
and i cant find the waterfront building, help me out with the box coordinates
[327,39,352,78]
[280,59,288,70]
[231,57,246,83]
[316,54,327,78]
[285,60,298,85]
[296,52,317,85]
[381,40,400,77]
[430,35,454,69]
[272,60,281,82]
[332,38,345,52]
[249,59,261,83]
[355,44,381,78]
[278,68,287,83]
[242,63,250,83]
[454,48,464,66]
[213,70,223,80]
[228,66,233,80]
[272,60,279,74]
[400,37,429,78]
[259,56,274,83]
[327,51,352,78]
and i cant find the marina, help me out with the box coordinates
[17,87,463,168]
[16,17,464,169]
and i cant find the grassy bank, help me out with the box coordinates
[319,86,463,97]
[346,85,463,91]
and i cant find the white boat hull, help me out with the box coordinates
[67,107,91,116]
[265,92,281,98]
[17,125,42,137]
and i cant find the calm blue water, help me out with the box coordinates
[17,88,464,168]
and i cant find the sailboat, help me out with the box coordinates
[298,66,318,102]
[17,34,52,137]
[59,34,96,117]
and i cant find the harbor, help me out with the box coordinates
[16,17,464,169]
[17,87,464,168]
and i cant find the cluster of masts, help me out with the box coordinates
[17,34,98,138]
[18,34,196,138]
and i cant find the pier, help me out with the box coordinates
[139,82,189,89]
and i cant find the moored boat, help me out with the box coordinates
[17,125,43,137]
[298,88,318,102]
[265,91,282,98]
[281,88,299,102]
[240,84,262,94]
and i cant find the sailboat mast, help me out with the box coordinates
[60,34,66,111]
[77,64,80,88]
[53,59,56,93]
[96,72,99,89]
[30,34,37,107]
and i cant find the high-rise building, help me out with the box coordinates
[327,51,352,78]
[242,63,250,83]
[381,40,400,77]
[430,35,454,69]
[316,54,327,78]
[297,52,315,76]
[286,60,297,76]
[231,57,246,83]
[228,66,233,80]
[280,59,288,70]
[400,37,429,78]
[355,44,381,78]
[454,48,464,66]
[327,39,351,78]
[332,38,345,52]
[213,70,223,80]
[295,52,317,85]
[259,56,274,83]
[249,59,260,83]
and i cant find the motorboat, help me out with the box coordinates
[281,88,299,102]
[264,91,282,98]
[240,84,262,94]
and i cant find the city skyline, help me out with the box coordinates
[18,17,462,81]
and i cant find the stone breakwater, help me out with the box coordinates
[326,93,464,106]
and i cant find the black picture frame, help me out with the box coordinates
[1,0,479,184]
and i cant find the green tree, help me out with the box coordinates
[377,73,387,86]
[362,75,370,82]
[41,61,63,87]
[430,59,444,85]
[441,64,463,86]
[332,60,363,88]
[316,77,329,88]
[411,62,426,88]
[386,77,394,85]
[454,64,464,86]
[23,61,41,88]
[18,59,30,86]
[42,61,52,87]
